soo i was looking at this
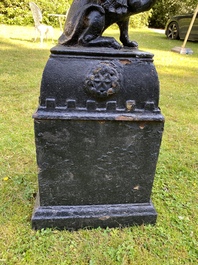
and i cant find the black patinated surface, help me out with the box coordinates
[59,0,156,49]
[32,46,164,230]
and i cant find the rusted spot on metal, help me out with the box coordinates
[107,88,114,95]
[119,59,131,65]
[115,115,134,121]
[34,118,40,123]
[126,100,135,111]
[93,67,101,73]
[139,122,146,129]
[99,216,110,221]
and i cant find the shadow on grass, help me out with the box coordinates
[10,37,56,45]
[1,35,197,87]
[10,37,41,43]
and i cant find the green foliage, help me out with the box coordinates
[0,0,70,27]
[149,0,198,28]
[129,10,152,28]
[0,0,30,25]
[0,0,151,28]
[1,0,198,29]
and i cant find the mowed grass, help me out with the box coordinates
[0,25,197,264]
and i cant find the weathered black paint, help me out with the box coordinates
[32,46,164,230]
[32,202,157,230]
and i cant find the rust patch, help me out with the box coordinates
[139,122,146,129]
[126,100,135,111]
[119,59,131,65]
[115,115,134,121]
[99,216,110,221]
[34,118,41,123]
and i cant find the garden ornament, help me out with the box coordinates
[59,0,156,48]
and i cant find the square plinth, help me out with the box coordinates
[32,115,163,229]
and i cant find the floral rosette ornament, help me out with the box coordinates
[84,62,121,99]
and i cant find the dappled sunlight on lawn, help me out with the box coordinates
[0,24,61,50]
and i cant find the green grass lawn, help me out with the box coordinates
[0,24,197,264]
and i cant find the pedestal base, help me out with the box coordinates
[32,46,164,230]
[32,194,157,230]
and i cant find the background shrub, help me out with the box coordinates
[0,0,153,29]
[129,10,152,28]
[149,0,198,28]
[0,0,197,29]
[0,0,70,27]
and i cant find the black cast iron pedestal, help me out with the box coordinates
[32,46,164,230]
